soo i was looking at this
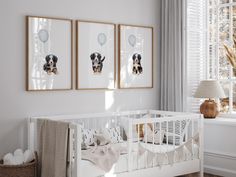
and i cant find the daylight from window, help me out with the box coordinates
[208,0,236,113]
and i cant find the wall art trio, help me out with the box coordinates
[26,16,153,91]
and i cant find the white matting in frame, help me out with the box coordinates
[77,20,115,90]
[27,16,72,91]
[119,24,153,89]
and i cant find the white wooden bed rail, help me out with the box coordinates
[28,110,204,177]
[123,114,203,173]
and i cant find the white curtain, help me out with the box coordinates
[160,0,187,111]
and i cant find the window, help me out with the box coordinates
[208,0,236,113]
[186,0,207,113]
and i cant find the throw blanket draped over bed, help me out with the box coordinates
[82,144,124,172]
[37,119,69,177]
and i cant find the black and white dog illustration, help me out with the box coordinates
[90,52,105,74]
[132,53,143,75]
[43,54,58,75]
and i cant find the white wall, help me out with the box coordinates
[204,119,236,177]
[0,0,161,157]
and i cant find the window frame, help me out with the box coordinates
[207,0,236,114]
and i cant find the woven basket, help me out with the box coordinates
[0,152,37,177]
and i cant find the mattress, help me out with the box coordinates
[80,142,199,177]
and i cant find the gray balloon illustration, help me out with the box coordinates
[97,33,107,46]
[128,34,136,47]
[38,29,49,43]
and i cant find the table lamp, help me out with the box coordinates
[194,80,226,118]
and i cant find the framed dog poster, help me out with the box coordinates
[118,24,153,89]
[76,20,115,90]
[26,16,73,91]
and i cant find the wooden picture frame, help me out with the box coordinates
[76,20,116,90]
[26,16,73,91]
[118,24,153,89]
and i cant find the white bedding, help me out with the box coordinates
[80,142,199,177]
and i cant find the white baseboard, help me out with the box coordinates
[204,165,236,177]
[204,151,236,177]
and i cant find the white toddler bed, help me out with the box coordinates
[28,110,204,177]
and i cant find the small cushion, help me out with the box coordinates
[95,134,111,146]
[82,128,98,146]
[101,127,123,144]
[143,126,165,144]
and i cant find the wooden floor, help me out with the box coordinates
[181,173,222,177]
[203,174,222,177]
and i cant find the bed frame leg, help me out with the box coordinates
[199,114,204,177]
[200,170,204,177]
[27,118,34,151]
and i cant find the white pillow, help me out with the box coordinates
[95,134,111,146]
[155,120,188,145]
[102,127,123,144]
[143,126,165,144]
[164,132,182,145]
[81,128,98,146]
